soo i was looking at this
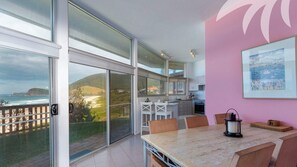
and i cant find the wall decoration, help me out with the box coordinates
[242,36,297,98]
[217,0,292,42]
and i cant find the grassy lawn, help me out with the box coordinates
[0,121,106,167]
[69,121,106,143]
[0,105,130,166]
[0,128,50,167]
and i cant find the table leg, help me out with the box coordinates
[143,141,147,167]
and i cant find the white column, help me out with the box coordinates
[165,59,169,96]
[52,0,69,166]
[132,39,139,135]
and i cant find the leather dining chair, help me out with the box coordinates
[270,133,297,167]
[148,118,178,134]
[148,118,178,167]
[184,115,209,129]
[230,142,276,167]
[214,113,230,124]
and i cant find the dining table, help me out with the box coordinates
[141,124,297,167]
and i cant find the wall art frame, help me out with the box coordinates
[242,36,297,99]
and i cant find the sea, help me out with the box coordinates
[0,94,49,106]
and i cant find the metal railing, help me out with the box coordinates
[0,103,50,135]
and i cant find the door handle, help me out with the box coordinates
[50,104,58,116]
[69,103,74,113]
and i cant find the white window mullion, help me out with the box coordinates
[52,0,69,167]
[0,26,60,57]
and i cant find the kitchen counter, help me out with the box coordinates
[168,99,194,116]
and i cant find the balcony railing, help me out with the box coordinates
[0,104,50,135]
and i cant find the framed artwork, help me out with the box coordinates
[242,36,297,99]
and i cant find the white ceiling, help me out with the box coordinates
[71,0,227,62]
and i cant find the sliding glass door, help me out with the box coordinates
[0,48,52,167]
[69,63,107,160]
[109,71,132,143]
[68,63,133,160]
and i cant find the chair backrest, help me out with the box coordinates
[141,102,153,113]
[215,113,230,124]
[154,102,167,113]
[149,118,178,134]
[273,133,297,167]
[230,142,276,167]
[184,115,209,129]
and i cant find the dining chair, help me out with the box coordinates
[149,118,178,167]
[151,154,167,167]
[229,142,276,167]
[149,118,178,134]
[154,102,172,120]
[184,115,209,129]
[140,102,154,135]
[214,113,230,124]
[270,133,297,167]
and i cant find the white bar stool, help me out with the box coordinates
[140,102,154,135]
[154,102,172,120]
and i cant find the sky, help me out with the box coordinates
[0,49,49,94]
[69,63,106,84]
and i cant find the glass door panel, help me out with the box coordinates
[69,63,107,160]
[110,71,132,143]
[0,48,51,167]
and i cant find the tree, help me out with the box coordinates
[90,96,106,122]
[69,88,92,122]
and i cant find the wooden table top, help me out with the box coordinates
[141,124,297,167]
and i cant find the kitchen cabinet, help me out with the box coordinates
[177,100,194,116]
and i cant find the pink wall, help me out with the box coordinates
[205,1,297,128]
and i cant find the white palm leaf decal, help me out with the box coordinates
[217,0,292,42]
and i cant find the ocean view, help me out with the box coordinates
[0,94,49,106]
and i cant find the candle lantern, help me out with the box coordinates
[224,108,243,138]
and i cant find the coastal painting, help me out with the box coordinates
[242,37,297,98]
[249,48,285,91]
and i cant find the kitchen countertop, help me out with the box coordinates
[168,99,194,103]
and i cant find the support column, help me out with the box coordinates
[132,39,139,135]
[165,59,169,96]
[52,0,69,166]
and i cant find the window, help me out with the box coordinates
[169,61,184,77]
[138,69,167,96]
[69,63,107,159]
[0,48,51,166]
[68,3,132,64]
[147,78,166,95]
[138,76,147,96]
[138,44,166,75]
[0,0,52,40]
[169,78,186,95]
[137,77,166,96]
[109,71,132,143]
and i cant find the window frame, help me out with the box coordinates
[137,68,167,97]
[168,77,187,95]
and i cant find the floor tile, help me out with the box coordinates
[73,135,146,167]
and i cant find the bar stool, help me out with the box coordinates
[140,102,154,135]
[154,102,172,120]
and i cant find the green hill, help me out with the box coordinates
[70,73,106,90]
[70,73,131,94]
[27,88,49,96]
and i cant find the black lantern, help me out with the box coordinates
[224,108,243,138]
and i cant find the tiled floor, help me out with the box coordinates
[70,135,145,167]
[71,116,188,167]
